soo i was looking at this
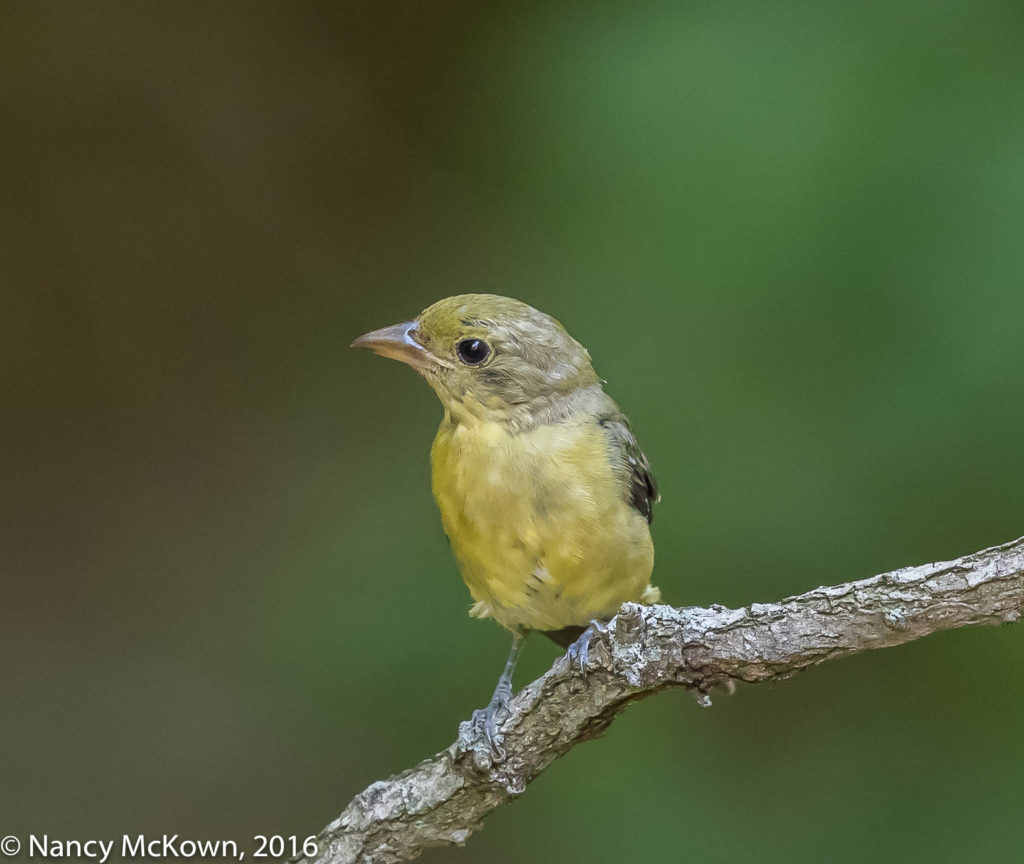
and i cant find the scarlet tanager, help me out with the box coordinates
[353,295,659,750]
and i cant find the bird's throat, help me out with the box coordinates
[435,383,610,435]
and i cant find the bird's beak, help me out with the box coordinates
[350,320,445,372]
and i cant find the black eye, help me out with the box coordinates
[456,338,491,365]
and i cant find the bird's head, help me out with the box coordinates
[352,294,600,425]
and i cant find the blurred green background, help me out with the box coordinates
[3,2,1023,861]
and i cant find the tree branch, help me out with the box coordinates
[304,536,1024,864]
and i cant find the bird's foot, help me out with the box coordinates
[566,619,609,675]
[471,680,513,759]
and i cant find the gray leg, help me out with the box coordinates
[472,629,525,755]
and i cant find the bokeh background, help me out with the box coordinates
[3,2,1023,861]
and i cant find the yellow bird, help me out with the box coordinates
[353,295,659,747]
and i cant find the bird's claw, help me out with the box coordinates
[566,620,608,675]
[471,682,513,759]
[565,632,591,673]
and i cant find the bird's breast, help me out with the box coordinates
[429,407,654,631]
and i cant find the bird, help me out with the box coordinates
[352,294,659,751]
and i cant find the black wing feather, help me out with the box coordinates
[598,414,659,524]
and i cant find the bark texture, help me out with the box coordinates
[304,536,1024,864]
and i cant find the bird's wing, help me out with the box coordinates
[598,413,659,524]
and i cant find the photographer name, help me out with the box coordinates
[27,834,243,862]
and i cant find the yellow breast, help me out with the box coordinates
[430,406,656,632]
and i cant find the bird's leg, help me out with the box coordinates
[566,619,609,674]
[471,628,525,756]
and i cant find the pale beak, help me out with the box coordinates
[350,320,445,372]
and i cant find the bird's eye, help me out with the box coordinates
[456,338,491,365]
